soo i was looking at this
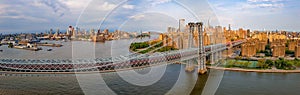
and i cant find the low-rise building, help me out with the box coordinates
[272,44,285,57]
[258,42,267,51]
[288,41,297,51]
[295,45,300,58]
[241,43,256,57]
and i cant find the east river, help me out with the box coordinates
[1,38,300,95]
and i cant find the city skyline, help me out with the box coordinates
[0,0,299,34]
[2,1,300,95]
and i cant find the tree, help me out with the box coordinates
[8,43,13,48]
[265,59,274,67]
[275,58,285,69]
[285,61,295,70]
[295,58,299,61]
[235,56,242,60]
[130,42,150,50]
[265,44,271,50]
[265,50,272,57]
[285,42,289,47]
[245,62,251,68]
[285,49,294,55]
[241,61,250,68]
[274,58,295,70]
[279,57,284,61]
[226,60,235,68]
[257,59,266,69]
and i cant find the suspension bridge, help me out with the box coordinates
[0,22,244,74]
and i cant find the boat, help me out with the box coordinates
[0,50,3,52]
[62,39,67,42]
[47,49,52,51]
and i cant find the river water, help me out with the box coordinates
[0,38,300,95]
[215,71,300,95]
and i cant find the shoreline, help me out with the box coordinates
[207,66,300,73]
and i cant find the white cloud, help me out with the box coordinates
[241,2,284,9]
[122,4,135,9]
[31,0,44,7]
[30,0,70,17]
[98,2,117,11]
[247,0,283,3]
[257,3,283,8]
[148,0,172,6]
[58,0,88,9]
[0,4,9,15]
[129,14,145,20]
[245,0,285,9]
[58,0,90,13]
[209,0,299,31]
[0,15,48,22]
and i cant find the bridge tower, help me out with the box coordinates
[185,22,196,72]
[196,22,207,74]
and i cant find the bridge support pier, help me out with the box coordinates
[185,60,195,72]
[198,68,207,75]
[210,53,214,64]
[198,55,207,75]
[216,51,219,61]
[219,51,222,60]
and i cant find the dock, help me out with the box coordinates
[13,46,41,51]
[37,43,63,47]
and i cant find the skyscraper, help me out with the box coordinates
[103,29,109,35]
[55,28,59,36]
[67,26,72,35]
[179,19,185,32]
[71,27,76,39]
[228,24,231,31]
[50,29,53,35]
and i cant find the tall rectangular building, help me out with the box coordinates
[272,45,285,57]
[295,45,300,58]
[288,41,297,51]
[179,19,185,32]
[257,42,267,51]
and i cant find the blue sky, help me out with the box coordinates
[0,0,299,34]
[209,0,300,31]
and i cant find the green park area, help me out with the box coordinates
[223,58,300,70]
[130,41,178,54]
